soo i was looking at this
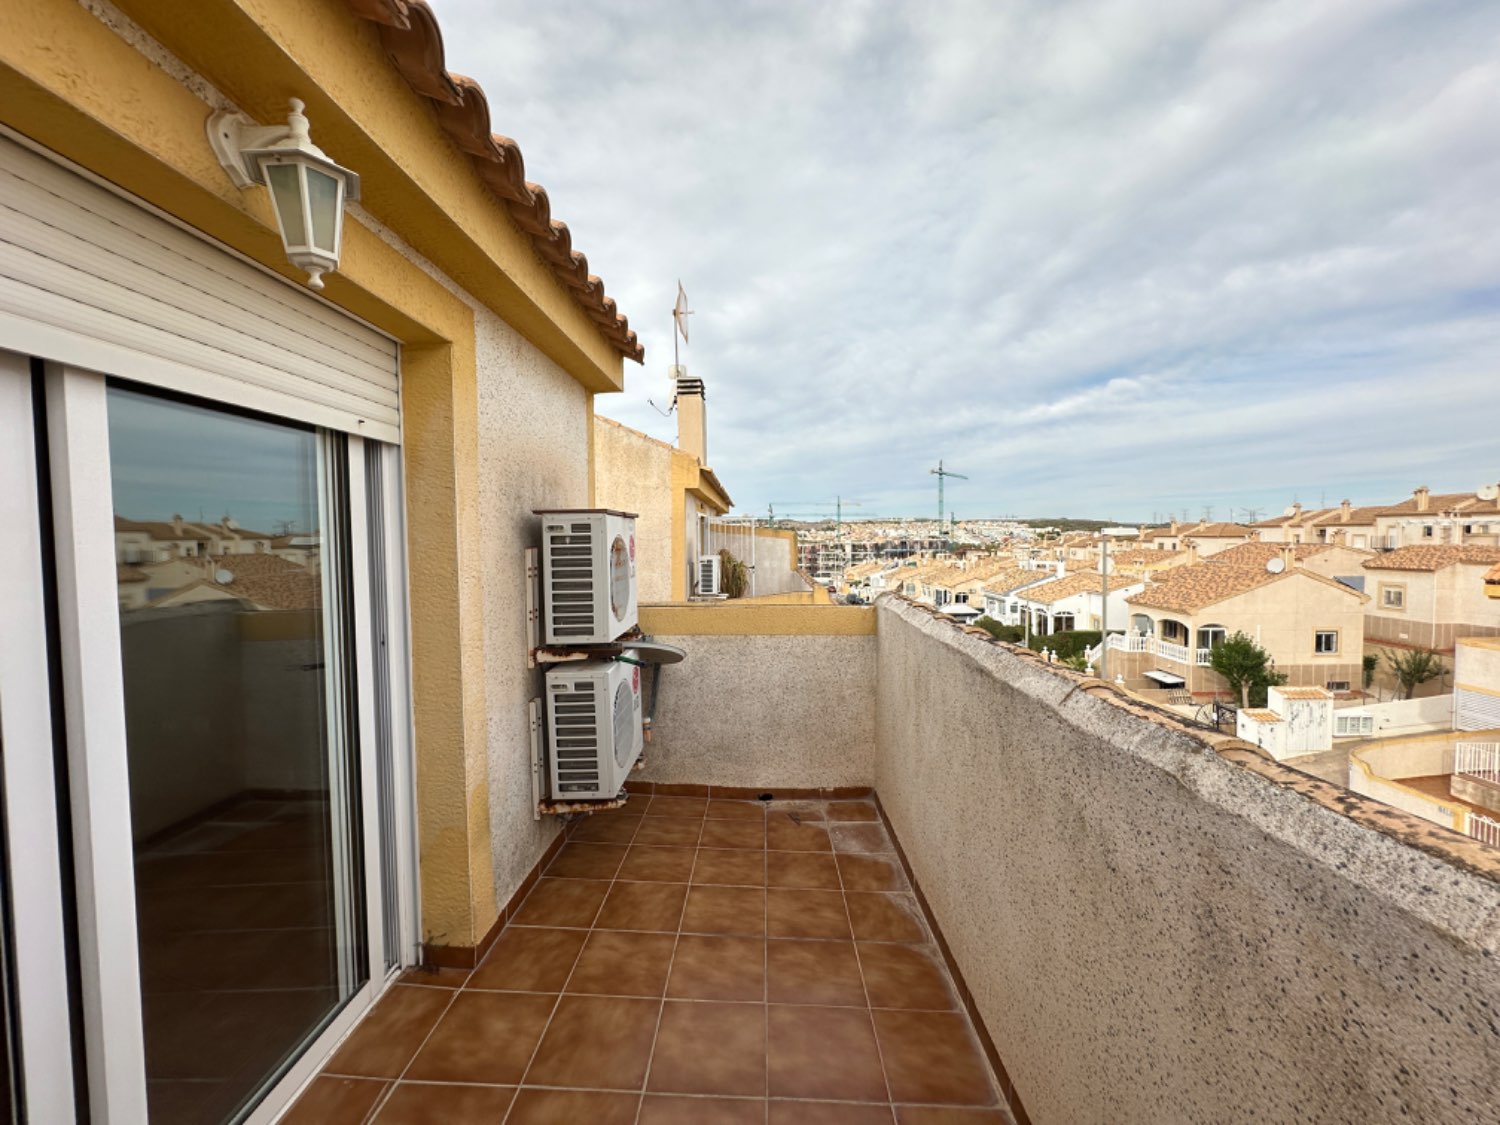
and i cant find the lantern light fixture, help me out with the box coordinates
[207,98,360,290]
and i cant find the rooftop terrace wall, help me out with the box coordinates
[874,596,1500,1123]
[636,603,876,790]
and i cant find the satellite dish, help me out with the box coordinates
[667,364,687,381]
[214,568,235,585]
[1478,484,1499,501]
[1281,506,1297,518]
[1265,558,1285,574]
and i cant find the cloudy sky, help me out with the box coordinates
[437,0,1500,522]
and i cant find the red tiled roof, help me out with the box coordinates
[1362,546,1500,572]
[342,0,643,363]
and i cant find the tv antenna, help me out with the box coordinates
[671,280,692,371]
[929,461,968,525]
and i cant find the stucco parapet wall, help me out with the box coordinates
[640,603,875,636]
[880,594,1500,949]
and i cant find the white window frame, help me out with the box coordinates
[0,352,81,1122]
[1314,630,1339,655]
[11,361,417,1123]
[1380,583,1406,610]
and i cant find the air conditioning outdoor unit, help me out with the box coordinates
[697,554,721,596]
[545,659,643,799]
[537,509,638,645]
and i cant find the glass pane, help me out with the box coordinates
[107,385,364,1125]
[265,162,308,248]
[305,169,340,255]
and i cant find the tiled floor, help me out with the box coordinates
[288,796,1013,1124]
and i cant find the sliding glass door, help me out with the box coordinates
[0,352,416,1123]
[107,385,368,1123]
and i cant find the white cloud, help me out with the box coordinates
[432,0,1500,519]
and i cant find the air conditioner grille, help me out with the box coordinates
[547,520,597,638]
[555,683,600,792]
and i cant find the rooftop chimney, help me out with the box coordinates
[675,370,707,465]
[1279,546,1297,570]
[1414,486,1431,512]
[1339,499,1351,523]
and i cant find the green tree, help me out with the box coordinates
[1209,631,1287,708]
[1382,648,1444,700]
[1362,654,1377,691]
[718,548,749,599]
[974,616,1024,643]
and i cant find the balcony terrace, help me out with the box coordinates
[286,596,1500,1124]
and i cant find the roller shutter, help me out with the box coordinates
[0,133,399,441]
[1456,688,1500,731]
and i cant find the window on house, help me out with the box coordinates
[1315,630,1338,654]
[1422,525,1434,538]
[1326,681,1350,692]
[1335,714,1375,737]
[1381,585,1405,609]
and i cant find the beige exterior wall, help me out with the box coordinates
[1129,573,1366,694]
[474,306,589,921]
[592,417,676,603]
[750,527,810,597]
[873,598,1500,1123]
[635,604,876,789]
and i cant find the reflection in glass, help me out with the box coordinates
[108,385,363,1124]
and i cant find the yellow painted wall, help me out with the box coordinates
[640,603,876,636]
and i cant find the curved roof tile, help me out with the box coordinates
[344,0,644,362]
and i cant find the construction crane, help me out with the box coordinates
[929,461,968,526]
[768,496,863,533]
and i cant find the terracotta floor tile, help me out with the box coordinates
[372,1081,515,1123]
[467,926,587,993]
[396,966,470,988]
[858,943,955,1011]
[618,845,698,883]
[872,1010,997,1106]
[569,813,643,845]
[511,878,610,928]
[830,823,894,855]
[767,888,853,940]
[845,893,927,945]
[681,886,767,936]
[836,854,909,892]
[641,1094,766,1124]
[894,1108,1014,1124]
[281,1076,388,1125]
[767,818,834,853]
[767,940,868,1007]
[645,796,708,819]
[767,1005,888,1102]
[648,1000,767,1096]
[823,801,881,823]
[667,935,766,1001]
[766,851,841,890]
[771,1101,897,1123]
[706,799,767,821]
[693,848,767,887]
[546,842,628,880]
[765,801,825,821]
[595,880,688,932]
[633,817,705,847]
[506,1088,641,1124]
[567,929,676,997]
[323,984,452,1078]
[526,995,661,1089]
[404,991,555,1085]
[699,818,767,850]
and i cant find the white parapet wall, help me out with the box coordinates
[873,596,1500,1124]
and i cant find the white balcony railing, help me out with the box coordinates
[1156,640,1190,664]
[1196,648,1214,666]
[1455,742,1500,785]
[1470,812,1500,848]
[1105,634,1216,668]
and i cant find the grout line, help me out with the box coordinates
[632,818,701,1124]
[357,978,463,1123]
[834,801,897,1117]
[500,821,629,1125]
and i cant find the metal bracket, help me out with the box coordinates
[529,697,543,821]
[525,547,539,668]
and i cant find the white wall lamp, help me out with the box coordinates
[207,98,360,290]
